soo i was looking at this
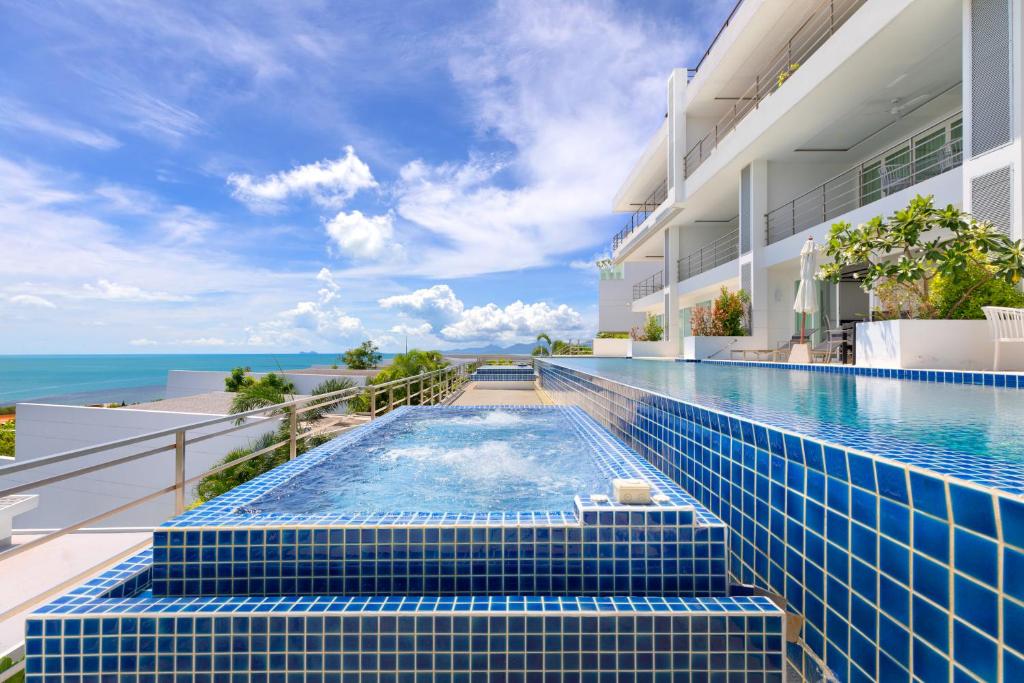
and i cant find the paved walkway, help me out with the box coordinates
[451,384,548,406]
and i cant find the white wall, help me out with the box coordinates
[165,370,368,399]
[598,261,661,332]
[9,403,281,529]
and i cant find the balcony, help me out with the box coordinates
[632,269,664,301]
[677,224,740,282]
[765,112,963,245]
[683,0,867,179]
[611,179,667,253]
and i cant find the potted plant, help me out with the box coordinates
[818,194,1024,369]
[682,287,755,359]
[628,314,676,357]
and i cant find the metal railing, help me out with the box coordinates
[765,115,963,244]
[677,226,740,282]
[0,364,470,625]
[611,179,668,253]
[632,270,664,301]
[683,0,866,179]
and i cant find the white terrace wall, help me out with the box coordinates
[165,370,368,399]
[10,403,280,530]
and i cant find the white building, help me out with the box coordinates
[606,0,1022,358]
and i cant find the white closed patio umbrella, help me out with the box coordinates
[793,236,818,344]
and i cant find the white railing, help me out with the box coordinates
[0,364,470,628]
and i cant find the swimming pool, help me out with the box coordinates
[551,357,1024,491]
[244,408,607,514]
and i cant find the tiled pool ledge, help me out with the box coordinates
[698,357,1024,389]
[27,551,785,681]
[538,360,1024,682]
[152,407,729,598]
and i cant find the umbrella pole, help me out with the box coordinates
[800,312,806,344]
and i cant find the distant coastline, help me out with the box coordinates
[0,353,397,407]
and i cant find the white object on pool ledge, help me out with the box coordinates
[612,479,652,505]
[589,494,609,503]
[652,494,670,503]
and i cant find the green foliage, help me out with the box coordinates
[819,194,1024,319]
[531,333,590,355]
[631,315,664,342]
[224,366,253,392]
[0,655,23,682]
[595,331,630,339]
[342,341,382,369]
[229,373,296,417]
[304,377,359,421]
[776,62,800,88]
[0,420,14,457]
[929,258,1024,320]
[691,287,751,336]
[0,405,15,415]
[532,332,553,356]
[348,349,450,413]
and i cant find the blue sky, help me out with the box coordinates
[0,0,733,353]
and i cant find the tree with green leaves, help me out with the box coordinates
[342,341,382,369]
[194,377,351,503]
[224,366,253,392]
[347,349,449,413]
[0,420,14,457]
[818,194,1024,319]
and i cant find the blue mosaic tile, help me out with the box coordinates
[536,360,1024,683]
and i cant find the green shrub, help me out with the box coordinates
[691,287,750,336]
[631,315,664,342]
[929,259,1024,319]
[0,420,14,457]
[224,367,253,392]
[596,331,630,339]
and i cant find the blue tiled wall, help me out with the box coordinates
[539,361,1024,683]
[27,551,786,682]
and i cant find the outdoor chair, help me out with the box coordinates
[810,329,847,364]
[982,306,1024,371]
[773,335,803,362]
[880,161,913,196]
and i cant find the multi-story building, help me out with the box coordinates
[607,0,1022,356]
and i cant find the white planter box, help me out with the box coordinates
[855,319,1015,370]
[592,338,632,357]
[630,340,678,358]
[682,336,754,360]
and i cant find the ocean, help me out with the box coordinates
[0,354,396,407]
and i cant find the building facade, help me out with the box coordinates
[608,0,1023,355]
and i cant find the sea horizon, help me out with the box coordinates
[0,352,399,407]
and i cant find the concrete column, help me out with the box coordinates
[738,160,770,347]
[667,68,689,199]
[663,225,681,346]
[961,0,1023,242]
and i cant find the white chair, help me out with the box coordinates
[982,306,1024,371]
[0,494,38,548]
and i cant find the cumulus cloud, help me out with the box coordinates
[81,279,192,303]
[325,210,396,259]
[228,147,376,211]
[378,284,464,328]
[129,338,159,346]
[379,284,582,343]
[6,294,57,309]
[390,322,433,336]
[246,268,363,346]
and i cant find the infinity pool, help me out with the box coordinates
[244,407,610,514]
[550,357,1024,464]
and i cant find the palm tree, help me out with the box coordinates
[229,373,296,417]
[533,332,552,356]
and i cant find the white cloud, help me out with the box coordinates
[379,284,582,343]
[129,338,159,346]
[228,147,377,211]
[245,268,363,347]
[390,322,432,336]
[6,294,57,309]
[81,279,192,303]
[0,97,119,150]
[379,284,464,328]
[180,337,228,346]
[325,210,397,259]
[158,206,216,243]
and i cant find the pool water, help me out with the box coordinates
[550,358,1024,463]
[244,408,611,515]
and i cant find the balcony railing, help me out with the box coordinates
[677,226,740,282]
[683,0,866,179]
[632,270,664,301]
[765,113,964,245]
[611,179,668,253]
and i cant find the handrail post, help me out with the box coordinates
[406,377,412,406]
[388,385,395,414]
[173,430,186,515]
[288,406,298,460]
[370,385,378,420]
